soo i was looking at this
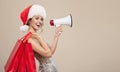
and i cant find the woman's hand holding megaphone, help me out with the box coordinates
[54,25,63,38]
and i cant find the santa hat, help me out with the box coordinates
[20,4,47,32]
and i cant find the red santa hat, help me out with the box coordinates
[20,4,47,32]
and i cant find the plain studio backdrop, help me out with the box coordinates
[0,0,120,72]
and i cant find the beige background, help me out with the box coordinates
[0,0,120,72]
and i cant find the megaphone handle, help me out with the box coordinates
[56,24,61,27]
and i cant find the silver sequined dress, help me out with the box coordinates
[34,52,58,72]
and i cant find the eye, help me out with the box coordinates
[41,17,44,21]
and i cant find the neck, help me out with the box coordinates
[28,27,36,33]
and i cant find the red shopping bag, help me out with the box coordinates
[4,32,36,72]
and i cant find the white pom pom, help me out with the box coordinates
[20,25,29,32]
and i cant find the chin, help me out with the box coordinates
[34,28,38,31]
[34,26,40,29]
[32,27,39,31]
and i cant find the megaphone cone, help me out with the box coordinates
[50,14,73,27]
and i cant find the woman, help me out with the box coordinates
[20,4,62,72]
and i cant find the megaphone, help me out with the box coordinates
[50,14,73,27]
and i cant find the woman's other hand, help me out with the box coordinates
[31,33,40,39]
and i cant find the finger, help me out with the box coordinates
[57,26,63,31]
[57,25,62,30]
[59,32,62,34]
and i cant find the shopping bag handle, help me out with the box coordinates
[22,32,32,43]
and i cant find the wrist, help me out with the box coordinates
[54,34,59,39]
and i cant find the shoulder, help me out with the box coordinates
[28,38,34,44]
[27,38,40,45]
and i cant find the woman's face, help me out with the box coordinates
[29,15,44,31]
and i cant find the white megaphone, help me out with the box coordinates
[50,14,73,27]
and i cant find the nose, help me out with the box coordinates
[38,19,43,24]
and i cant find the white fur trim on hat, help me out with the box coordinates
[28,4,47,20]
[20,25,29,32]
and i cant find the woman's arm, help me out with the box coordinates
[50,25,63,54]
[28,26,63,57]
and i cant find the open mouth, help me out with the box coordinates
[36,24,40,28]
